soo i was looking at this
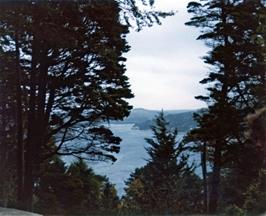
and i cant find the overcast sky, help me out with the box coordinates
[124,0,209,110]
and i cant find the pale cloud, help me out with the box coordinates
[125,0,208,110]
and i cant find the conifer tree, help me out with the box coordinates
[186,0,266,213]
[101,182,120,213]
[35,157,120,215]
[144,112,192,213]
[0,0,172,210]
[123,112,201,214]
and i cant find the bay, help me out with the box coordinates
[89,124,200,196]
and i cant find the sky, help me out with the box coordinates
[124,0,209,110]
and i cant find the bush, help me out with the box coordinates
[224,205,245,216]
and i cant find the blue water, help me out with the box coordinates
[88,124,201,196]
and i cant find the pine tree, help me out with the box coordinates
[35,157,120,215]
[34,156,67,214]
[186,0,266,213]
[123,112,201,214]
[0,0,172,210]
[101,182,120,213]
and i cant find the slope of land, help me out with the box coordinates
[135,111,196,131]
[113,108,196,131]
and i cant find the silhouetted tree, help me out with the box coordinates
[123,112,201,214]
[101,182,120,214]
[0,0,172,210]
[35,157,119,215]
[186,0,266,213]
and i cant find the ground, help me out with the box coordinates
[0,208,42,216]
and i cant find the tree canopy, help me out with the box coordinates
[0,0,172,210]
[186,0,266,213]
[122,112,202,214]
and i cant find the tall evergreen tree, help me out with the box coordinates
[144,112,193,213]
[0,0,172,210]
[0,1,133,209]
[186,0,266,213]
[123,112,201,214]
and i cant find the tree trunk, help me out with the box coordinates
[36,50,49,162]
[22,38,38,211]
[15,33,25,209]
[0,108,8,207]
[208,3,228,213]
[22,40,49,211]
[209,145,221,214]
[201,142,208,213]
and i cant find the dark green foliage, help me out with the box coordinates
[122,112,202,214]
[101,182,120,214]
[223,204,245,216]
[35,157,119,215]
[0,0,133,209]
[243,169,266,215]
[186,0,266,213]
[0,0,172,210]
[34,157,66,214]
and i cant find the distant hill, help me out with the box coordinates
[122,108,159,124]
[134,111,196,132]
[112,108,197,132]
[113,108,192,124]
